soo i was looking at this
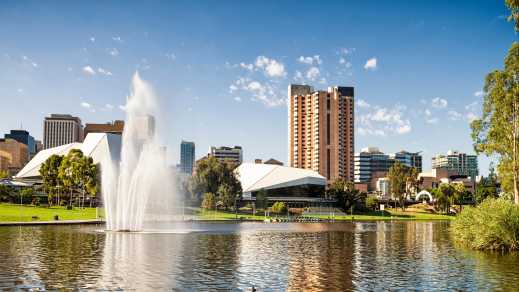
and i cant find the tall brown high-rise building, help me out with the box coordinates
[288,84,354,183]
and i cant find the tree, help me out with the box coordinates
[327,179,363,212]
[255,189,269,210]
[506,0,519,31]
[0,185,15,203]
[40,154,64,206]
[57,149,99,208]
[190,157,242,209]
[271,201,287,214]
[201,192,216,210]
[366,196,379,211]
[0,170,9,179]
[471,43,519,204]
[452,183,468,210]
[388,161,412,210]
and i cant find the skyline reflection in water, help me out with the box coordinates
[1,221,519,291]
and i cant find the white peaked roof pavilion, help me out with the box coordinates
[235,163,326,197]
[15,133,121,179]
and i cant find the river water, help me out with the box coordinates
[1,221,518,291]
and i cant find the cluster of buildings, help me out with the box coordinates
[353,147,478,198]
[2,82,481,207]
[0,114,124,176]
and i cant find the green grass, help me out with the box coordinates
[0,203,103,222]
[195,208,454,221]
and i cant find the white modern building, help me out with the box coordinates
[16,133,121,180]
[235,163,329,207]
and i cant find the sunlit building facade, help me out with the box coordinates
[288,84,354,184]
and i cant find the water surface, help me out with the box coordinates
[1,221,518,291]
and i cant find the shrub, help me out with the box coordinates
[451,198,519,251]
[201,192,216,210]
[271,202,287,214]
[366,196,378,211]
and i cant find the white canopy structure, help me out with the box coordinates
[235,163,326,198]
[15,133,121,179]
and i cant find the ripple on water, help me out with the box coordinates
[0,222,519,291]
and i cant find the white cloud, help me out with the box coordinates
[255,56,286,78]
[80,102,91,109]
[357,99,371,108]
[118,105,126,111]
[165,53,176,61]
[21,55,38,68]
[358,104,411,136]
[364,57,377,71]
[448,110,463,121]
[306,67,320,81]
[82,65,96,75]
[229,84,238,93]
[104,104,114,110]
[431,97,448,109]
[112,36,122,42]
[466,112,478,122]
[234,96,242,102]
[293,71,304,81]
[474,90,484,97]
[17,88,23,93]
[97,67,113,76]
[90,37,95,43]
[298,55,322,65]
[108,48,119,56]
[239,62,254,71]
[423,109,438,124]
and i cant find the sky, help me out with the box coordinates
[0,0,517,175]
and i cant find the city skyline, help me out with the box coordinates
[0,1,516,175]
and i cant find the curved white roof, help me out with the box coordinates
[15,133,121,179]
[235,163,325,193]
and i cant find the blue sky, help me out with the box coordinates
[0,0,517,175]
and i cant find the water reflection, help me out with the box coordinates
[1,222,519,290]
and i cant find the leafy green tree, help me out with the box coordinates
[201,192,216,210]
[57,149,98,208]
[327,179,363,212]
[271,201,287,214]
[217,184,235,210]
[0,185,15,203]
[506,0,519,31]
[0,170,9,179]
[255,189,269,210]
[388,161,413,210]
[471,43,519,204]
[366,196,379,211]
[40,154,64,206]
[475,163,499,204]
[191,157,242,209]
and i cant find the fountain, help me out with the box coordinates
[102,72,177,231]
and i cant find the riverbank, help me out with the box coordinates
[0,203,103,223]
[0,204,453,225]
[196,208,454,221]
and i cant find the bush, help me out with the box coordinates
[271,202,287,214]
[451,198,519,251]
[366,196,378,211]
[201,192,216,210]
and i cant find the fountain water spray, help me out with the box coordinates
[103,72,176,231]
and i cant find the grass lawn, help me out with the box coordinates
[0,203,103,222]
[195,208,454,221]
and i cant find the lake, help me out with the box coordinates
[1,221,518,291]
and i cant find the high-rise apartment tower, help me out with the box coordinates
[288,84,354,183]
